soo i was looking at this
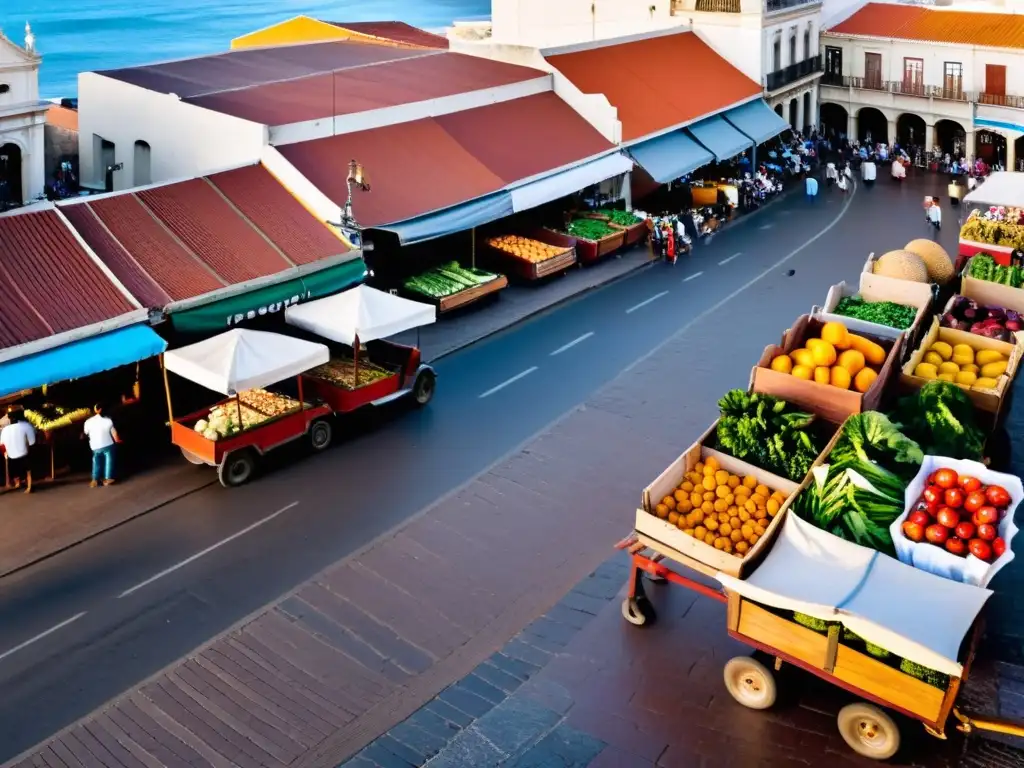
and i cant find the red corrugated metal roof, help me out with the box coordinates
[75,193,225,302]
[0,211,136,350]
[207,165,349,265]
[184,53,544,125]
[137,179,294,284]
[827,3,1024,48]
[324,20,450,49]
[546,32,762,142]
[434,92,615,185]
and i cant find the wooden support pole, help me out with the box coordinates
[161,354,174,424]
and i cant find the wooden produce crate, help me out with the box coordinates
[438,275,508,312]
[960,258,1024,316]
[901,317,1024,415]
[550,227,625,263]
[750,314,903,425]
[610,220,648,247]
[483,234,577,281]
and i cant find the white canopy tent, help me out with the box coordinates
[284,285,435,346]
[963,171,1024,209]
[163,328,329,395]
[717,513,991,677]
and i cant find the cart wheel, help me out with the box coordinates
[837,703,900,760]
[723,656,777,710]
[218,450,257,488]
[181,448,206,465]
[310,419,333,452]
[412,370,436,406]
[621,596,656,626]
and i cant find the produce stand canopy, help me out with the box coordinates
[508,153,634,214]
[163,329,329,395]
[717,513,991,677]
[686,114,754,162]
[723,99,790,145]
[0,324,167,398]
[963,171,1024,209]
[628,131,714,184]
[378,192,514,246]
[285,285,436,345]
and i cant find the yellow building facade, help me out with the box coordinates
[232,16,432,50]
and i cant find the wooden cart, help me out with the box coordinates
[614,535,1024,760]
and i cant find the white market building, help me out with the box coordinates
[0,24,47,207]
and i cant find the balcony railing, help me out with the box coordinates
[765,55,823,91]
[766,0,821,11]
[978,92,1024,110]
[694,0,741,11]
[820,75,969,102]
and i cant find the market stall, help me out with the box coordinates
[284,285,437,411]
[481,232,577,280]
[163,329,332,487]
[959,172,1024,267]
[402,261,508,313]
[546,217,625,264]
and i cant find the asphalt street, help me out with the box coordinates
[0,171,959,762]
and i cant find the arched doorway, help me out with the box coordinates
[133,141,151,186]
[0,143,22,209]
[789,98,798,130]
[976,130,1007,166]
[774,103,783,117]
[896,113,926,148]
[857,107,888,144]
[803,92,812,133]
[935,119,967,157]
[1016,137,1024,172]
[820,103,848,139]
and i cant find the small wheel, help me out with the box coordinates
[412,369,436,406]
[218,450,257,488]
[723,656,777,710]
[621,596,656,626]
[181,448,206,465]
[310,419,333,452]
[837,702,900,760]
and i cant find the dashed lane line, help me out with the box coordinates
[550,332,594,356]
[479,367,539,399]
[719,253,741,265]
[0,612,87,664]
[683,271,703,282]
[625,291,669,314]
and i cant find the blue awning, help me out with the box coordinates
[723,99,790,145]
[628,131,714,184]
[379,192,515,246]
[686,115,754,162]
[0,324,167,398]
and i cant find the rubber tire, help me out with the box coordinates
[723,656,777,710]
[218,449,257,488]
[621,596,656,627]
[836,702,900,760]
[310,419,333,452]
[413,369,436,406]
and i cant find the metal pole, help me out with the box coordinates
[236,395,244,433]
[160,354,174,423]
[353,334,361,388]
[471,228,476,269]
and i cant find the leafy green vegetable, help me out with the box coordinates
[891,381,986,461]
[793,612,832,632]
[715,390,824,482]
[832,296,918,330]
[404,262,499,298]
[970,254,1024,288]
[828,412,923,496]
[565,218,619,240]
[900,658,949,689]
[594,208,643,226]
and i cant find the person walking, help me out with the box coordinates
[927,199,942,238]
[83,404,120,487]
[1,408,35,493]
[805,174,819,202]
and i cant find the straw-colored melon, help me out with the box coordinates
[904,239,954,284]
[873,250,929,283]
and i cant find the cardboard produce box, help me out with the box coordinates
[901,317,1024,414]
[635,422,801,578]
[812,280,933,342]
[860,252,938,301]
[960,259,1024,317]
[751,314,903,424]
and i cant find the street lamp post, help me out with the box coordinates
[329,159,373,252]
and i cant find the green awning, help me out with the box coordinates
[170,258,367,333]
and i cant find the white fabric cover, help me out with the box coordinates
[509,153,634,214]
[964,171,1024,208]
[284,285,435,346]
[718,513,991,677]
[164,328,329,395]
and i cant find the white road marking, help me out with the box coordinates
[118,502,300,598]
[626,291,669,314]
[759,223,774,230]
[550,332,594,356]
[479,367,539,399]
[683,271,704,282]
[0,612,86,664]
[719,253,741,265]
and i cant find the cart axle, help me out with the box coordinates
[953,707,1024,738]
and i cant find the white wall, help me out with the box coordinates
[491,0,683,47]
[690,19,764,82]
[78,72,267,190]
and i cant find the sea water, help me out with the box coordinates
[5,0,490,98]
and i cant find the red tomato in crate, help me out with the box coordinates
[923,486,944,505]
[965,492,987,514]
[977,524,998,542]
[927,472,938,486]
[903,521,926,542]
[994,538,1007,558]
[934,469,959,489]
[909,511,931,527]
[944,488,966,509]
[975,506,1000,526]
[955,522,976,541]
[946,537,967,556]
[926,524,950,545]
[960,476,982,493]
[936,507,961,529]
[969,539,993,562]
[986,486,1012,508]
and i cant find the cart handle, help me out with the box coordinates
[953,707,1024,738]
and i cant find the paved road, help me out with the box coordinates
[0,171,958,762]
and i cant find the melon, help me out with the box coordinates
[904,239,954,284]
[873,250,929,283]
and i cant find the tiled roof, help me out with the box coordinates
[827,3,1024,48]
[546,32,762,142]
[0,211,136,350]
[278,92,617,227]
[324,20,450,49]
[183,53,545,125]
[45,105,78,132]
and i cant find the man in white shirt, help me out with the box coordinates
[83,404,120,487]
[927,200,942,235]
[1,409,36,493]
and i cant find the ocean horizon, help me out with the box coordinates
[5,0,490,98]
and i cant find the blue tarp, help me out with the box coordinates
[0,324,167,398]
[379,192,515,246]
[724,99,790,145]
[628,131,713,184]
[686,115,754,162]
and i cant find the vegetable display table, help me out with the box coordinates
[482,233,577,281]
[403,262,508,313]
